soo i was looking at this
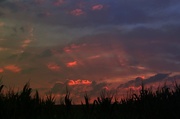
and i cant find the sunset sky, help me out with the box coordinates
[0,0,180,103]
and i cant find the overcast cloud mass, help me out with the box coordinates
[0,0,180,103]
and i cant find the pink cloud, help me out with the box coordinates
[68,79,92,86]
[64,44,86,53]
[4,65,21,73]
[70,9,84,16]
[88,55,101,60]
[67,61,77,67]
[92,4,104,11]
[47,63,60,71]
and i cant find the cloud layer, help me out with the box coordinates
[0,0,180,102]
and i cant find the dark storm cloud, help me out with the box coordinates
[118,73,170,88]
[39,49,53,58]
[114,24,180,72]
[50,80,110,102]
[51,82,66,94]
[1,0,179,28]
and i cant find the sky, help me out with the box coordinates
[0,0,180,103]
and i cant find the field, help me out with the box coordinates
[0,80,180,119]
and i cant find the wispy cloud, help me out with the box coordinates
[118,73,170,89]
[92,4,104,11]
[4,65,21,73]
[70,9,85,16]
[47,62,61,72]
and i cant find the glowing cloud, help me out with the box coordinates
[88,55,101,60]
[130,66,147,70]
[47,63,60,71]
[64,44,86,53]
[4,65,21,73]
[70,9,84,16]
[67,61,77,67]
[92,4,104,11]
[68,79,92,86]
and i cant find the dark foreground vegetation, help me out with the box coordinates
[0,80,180,119]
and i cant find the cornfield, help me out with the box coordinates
[0,80,180,119]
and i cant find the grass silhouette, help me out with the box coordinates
[0,79,180,119]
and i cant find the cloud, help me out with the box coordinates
[66,61,77,67]
[4,64,21,73]
[92,4,103,11]
[68,79,92,86]
[144,73,170,84]
[47,62,61,72]
[1,0,179,29]
[70,9,85,16]
[118,73,170,89]
[1,0,180,103]
[50,80,111,103]
[87,55,101,60]
[51,82,65,94]
[118,77,143,89]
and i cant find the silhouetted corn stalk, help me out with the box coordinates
[93,90,117,119]
[45,93,55,106]
[81,93,92,119]
[64,86,72,118]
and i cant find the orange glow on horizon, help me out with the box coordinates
[4,65,21,73]
[67,61,77,67]
[68,79,92,86]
